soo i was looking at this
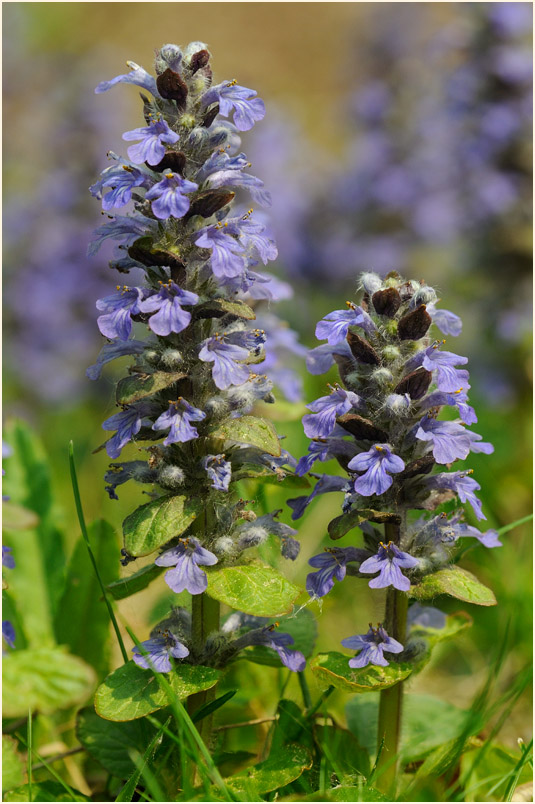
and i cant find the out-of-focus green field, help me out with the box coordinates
[3,0,532,773]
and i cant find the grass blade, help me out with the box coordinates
[27,710,32,803]
[68,441,128,663]
[505,739,534,802]
[15,730,83,800]
[116,717,170,802]
[192,689,237,724]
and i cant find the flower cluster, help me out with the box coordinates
[89,43,304,673]
[293,271,496,668]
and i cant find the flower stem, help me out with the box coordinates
[376,520,408,796]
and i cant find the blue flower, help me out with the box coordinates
[420,343,470,392]
[95,60,159,97]
[341,624,403,669]
[315,303,377,345]
[426,470,486,520]
[102,405,146,459]
[203,454,232,491]
[96,285,146,341]
[195,223,246,279]
[88,213,157,257]
[202,81,265,131]
[2,621,15,650]
[426,303,463,337]
[237,215,278,264]
[415,416,472,464]
[122,119,180,166]
[90,162,150,211]
[2,546,15,570]
[348,444,405,496]
[200,150,271,206]
[86,339,146,381]
[302,384,361,439]
[306,341,353,375]
[287,474,350,520]
[152,398,206,445]
[132,632,189,673]
[138,282,199,336]
[421,388,476,425]
[248,625,306,672]
[296,440,333,476]
[359,541,419,592]
[155,537,218,595]
[199,336,250,390]
[467,431,494,455]
[306,547,365,598]
[145,172,199,219]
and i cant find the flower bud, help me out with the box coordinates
[360,272,383,295]
[397,305,432,340]
[144,349,160,365]
[155,44,183,74]
[179,113,196,129]
[151,151,187,175]
[385,393,411,415]
[372,287,401,317]
[394,367,432,400]
[399,280,419,301]
[337,413,388,441]
[371,367,393,386]
[157,69,188,106]
[213,536,235,555]
[158,464,186,489]
[411,286,437,308]
[160,348,183,369]
[347,331,380,365]
[187,190,235,219]
[382,345,401,362]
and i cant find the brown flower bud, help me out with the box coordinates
[347,331,380,365]
[398,455,435,480]
[190,49,210,74]
[202,104,220,128]
[186,190,235,219]
[372,287,401,317]
[394,367,432,400]
[128,241,186,284]
[337,414,388,442]
[156,68,188,107]
[397,305,432,340]
[150,151,187,174]
[333,353,357,387]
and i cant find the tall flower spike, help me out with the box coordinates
[88,43,305,676]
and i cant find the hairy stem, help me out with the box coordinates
[376,519,408,796]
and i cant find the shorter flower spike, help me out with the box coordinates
[341,624,403,668]
[203,454,232,492]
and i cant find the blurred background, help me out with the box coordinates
[3,0,532,759]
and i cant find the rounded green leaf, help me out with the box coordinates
[226,743,312,797]
[206,566,302,617]
[210,416,281,457]
[310,651,413,694]
[95,660,221,722]
[2,736,24,792]
[123,495,202,557]
[410,566,496,606]
[76,707,157,777]
[116,371,185,406]
[2,648,95,717]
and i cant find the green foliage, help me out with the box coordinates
[460,743,533,801]
[95,660,221,721]
[209,415,281,456]
[232,464,310,488]
[328,509,400,540]
[244,608,317,667]
[207,744,313,800]
[410,566,497,606]
[54,520,118,677]
[206,565,302,616]
[123,494,202,556]
[2,735,25,792]
[76,706,158,777]
[2,648,95,717]
[106,562,165,600]
[116,370,186,405]
[3,781,87,802]
[195,298,256,320]
[347,693,470,763]
[310,651,413,694]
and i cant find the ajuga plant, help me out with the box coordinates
[291,271,499,793]
[87,42,306,738]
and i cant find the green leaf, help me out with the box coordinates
[310,651,413,694]
[210,416,281,457]
[3,782,86,802]
[410,566,497,606]
[107,563,165,600]
[346,693,469,763]
[313,723,371,778]
[2,648,95,717]
[116,371,186,405]
[328,509,401,540]
[298,784,389,802]
[123,495,202,557]
[232,465,310,488]
[269,699,312,754]
[3,420,66,630]
[244,608,317,667]
[2,736,25,792]
[224,744,312,798]
[194,298,256,321]
[1,502,38,531]
[206,565,301,617]
[460,744,533,802]
[76,706,157,778]
[95,661,221,722]
[54,520,118,677]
